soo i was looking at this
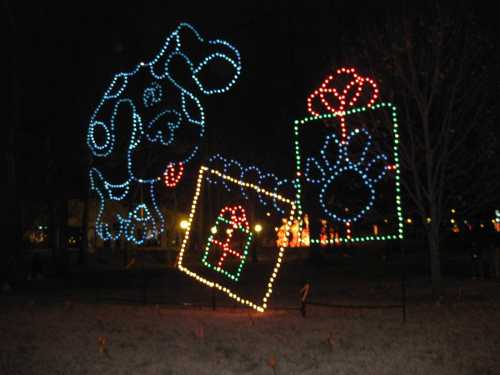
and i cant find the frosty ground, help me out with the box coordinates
[1,273,499,375]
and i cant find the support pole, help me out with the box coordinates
[299,282,310,318]
[142,258,147,305]
[211,287,216,311]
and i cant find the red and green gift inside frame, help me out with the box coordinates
[202,205,253,282]
[293,67,404,245]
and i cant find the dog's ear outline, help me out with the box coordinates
[192,39,242,95]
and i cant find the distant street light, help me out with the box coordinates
[180,220,189,230]
[254,224,263,233]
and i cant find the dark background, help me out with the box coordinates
[4,1,499,208]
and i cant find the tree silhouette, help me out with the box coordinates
[344,5,500,297]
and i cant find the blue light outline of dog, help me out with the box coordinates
[87,22,242,245]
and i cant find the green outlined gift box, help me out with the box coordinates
[202,205,253,282]
[293,68,404,246]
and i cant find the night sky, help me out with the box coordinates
[5,1,498,199]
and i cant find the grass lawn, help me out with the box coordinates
[1,275,499,375]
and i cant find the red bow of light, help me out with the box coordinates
[307,68,380,139]
[307,67,379,117]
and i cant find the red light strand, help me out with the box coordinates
[219,205,250,229]
[164,162,185,187]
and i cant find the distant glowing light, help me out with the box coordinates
[180,220,189,230]
[254,224,263,233]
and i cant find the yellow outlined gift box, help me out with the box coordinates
[177,166,295,312]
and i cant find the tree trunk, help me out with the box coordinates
[428,224,442,299]
[5,0,23,286]
[4,148,22,284]
[79,196,89,265]
[48,199,60,265]
[48,198,69,274]
[59,198,69,274]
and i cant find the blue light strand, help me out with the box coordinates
[206,154,290,215]
[124,204,158,245]
[272,178,295,215]
[206,154,227,185]
[345,128,372,164]
[304,127,388,223]
[104,180,130,201]
[143,82,163,108]
[239,164,262,200]
[321,132,341,171]
[258,172,280,207]
[222,158,243,191]
[87,121,111,154]
[90,168,125,241]
[90,167,164,245]
[145,109,181,146]
[304,157,325,184]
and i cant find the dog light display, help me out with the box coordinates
[87,23,241,245]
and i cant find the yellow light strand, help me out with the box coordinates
[177,166,296,312]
